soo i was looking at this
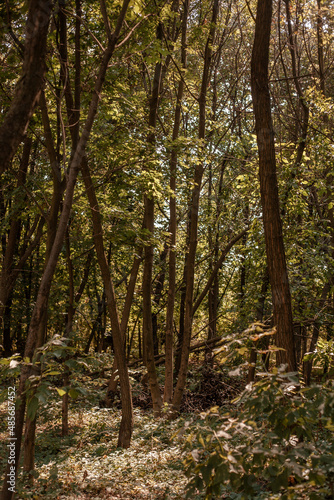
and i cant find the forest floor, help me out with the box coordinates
[0,364,243,499]
[1,364,333,499]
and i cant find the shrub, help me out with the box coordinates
[183,368,334,499]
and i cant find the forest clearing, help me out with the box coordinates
[1,0,334,498]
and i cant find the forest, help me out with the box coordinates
[0,0,334,498]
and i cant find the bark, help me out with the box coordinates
[0,0,53,175]
[239,214,248,324]
[206,162,217,365]
[141,0,181,413]
[280,0,309,216]
[23,72,67,477]
[164,0,190,404]
[205,67,225,364]
[142,193,163,414]
[175,240,188,375]
[172,0,220,414]
[251,0,296,372]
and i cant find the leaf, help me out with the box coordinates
[64,359,78,369]
[69,388,79,399]
[56,388,66,397]
[198,434,205,448]
[216,430,232,439]
[237,347,248,355]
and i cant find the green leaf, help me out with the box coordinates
[69,388,79,399]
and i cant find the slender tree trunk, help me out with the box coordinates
[192,229,248,315]
[164,0,190,404]
[81,157,133,446]
[238,207,249,325]
[303,281,332,385]
[101,248,142,407]
[0,137,36,348]
[23,58,68,477]
[175,244,188,375]
[251,0,296,372]
[141,21,165,415]
[172,0,220,414]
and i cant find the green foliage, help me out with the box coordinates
[0,336,112,421]
[183,370,334,499]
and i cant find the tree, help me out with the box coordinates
[172,0,221,413]
[250,0,296,372]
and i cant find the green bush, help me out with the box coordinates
[183,368,334,499]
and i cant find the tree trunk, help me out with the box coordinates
[172,0,220,414]
[141,21,165,415]
[100,248,142,407]
[164,0,190,404]
[303,281,332,385]
[251,0,296,372]
[0,136,36,347]
[81,157,133,447]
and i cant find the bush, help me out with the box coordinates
[183,368,334,499]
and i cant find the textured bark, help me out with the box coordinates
[251,0,296,372]
[142,192,163,414]
[23,60,68,476]
[141,0,180,414]
[0,0,52,175]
